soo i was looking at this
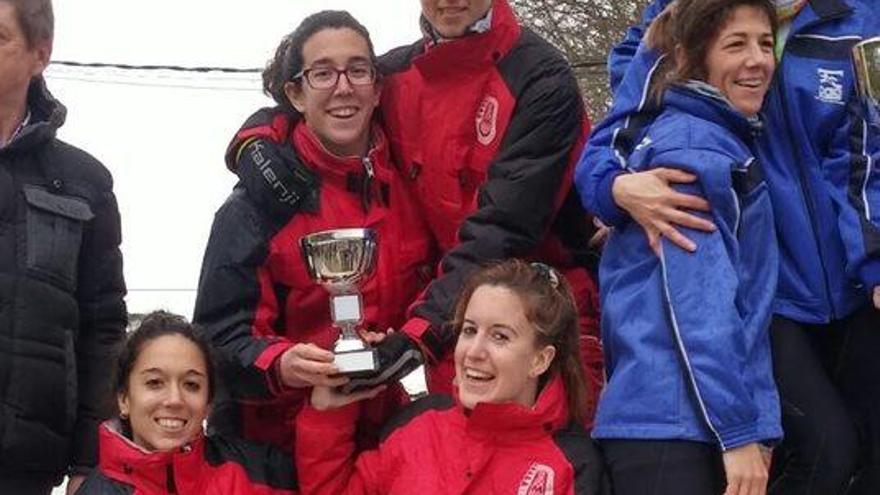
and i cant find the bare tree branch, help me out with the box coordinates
[511,0,652,122]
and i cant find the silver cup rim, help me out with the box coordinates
[301,228,377,246]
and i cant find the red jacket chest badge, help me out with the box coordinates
[517,462,556,495]
[475,95,499,145]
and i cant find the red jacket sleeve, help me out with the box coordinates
[295,404,392,495]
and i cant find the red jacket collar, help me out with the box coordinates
[291,120,391,182]
[414,0,521,79]
[457,374,570,440]
[97,420,207,493]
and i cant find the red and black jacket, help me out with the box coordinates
[77,421,297,495]
[294,376,605,495]
[194,122,432,450]
[225,0,603,420]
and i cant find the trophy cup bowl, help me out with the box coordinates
[300,228,379,377]
[853,37,880,127]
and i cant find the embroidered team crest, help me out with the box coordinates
[816,68,845,105]
[475,95,499,145]
[517,463,555,495]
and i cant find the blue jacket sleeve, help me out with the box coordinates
[574,46,665,226]
[822,101,880,291]
[575,0,674,226]
[655,149,770,450]
[607,0,673,93]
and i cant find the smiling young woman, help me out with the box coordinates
[116,331,211,452]
[291,260,603,495]
[193,10,434,456]
[76,311,298,495]
[453,284,556,411]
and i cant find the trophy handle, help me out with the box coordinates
[853,37,880,127]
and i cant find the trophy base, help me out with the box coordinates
[334,347,379,377]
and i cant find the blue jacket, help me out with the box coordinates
[577,0,880,323]
[594,84,782,449]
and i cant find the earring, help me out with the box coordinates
[119,412,129,420]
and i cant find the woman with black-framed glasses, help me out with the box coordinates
[293,63,378,90]
[193,10,436,456]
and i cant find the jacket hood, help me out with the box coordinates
[292,120,392,181]
[458,374,571,440]
[5,78,66,153]
[665,82,762,144]
[96,419,207,493]
[414,0,521,79]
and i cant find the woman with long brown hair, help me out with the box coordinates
[292,260,603,495]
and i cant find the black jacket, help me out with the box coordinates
[0,79,127,480]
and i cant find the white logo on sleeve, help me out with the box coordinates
[475,95,499,145]
[816,68,845,105]
[517,463,555,495]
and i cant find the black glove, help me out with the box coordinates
[236,139,320,226]
[341,332,426,394]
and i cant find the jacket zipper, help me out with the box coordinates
[773,12,849,319]
[166,463,178,494]
[361,155,375,212]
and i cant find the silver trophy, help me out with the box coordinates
[853,37,880,127]
[300,228,379,376]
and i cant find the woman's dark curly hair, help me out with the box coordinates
[262,10,377,111]
[113,310,217,404]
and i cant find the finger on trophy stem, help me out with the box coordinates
[291,343,335,362]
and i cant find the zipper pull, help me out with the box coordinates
[361,156,375,211]
[362,156,375,180]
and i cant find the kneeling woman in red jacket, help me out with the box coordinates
[77,311,297,495]
[295,260,604,495]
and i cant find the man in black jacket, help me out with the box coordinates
[0,1,127,493]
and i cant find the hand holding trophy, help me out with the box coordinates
[300,228,380,377]
[853,36,880,128]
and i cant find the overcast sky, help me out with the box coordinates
[45,1,423,318]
